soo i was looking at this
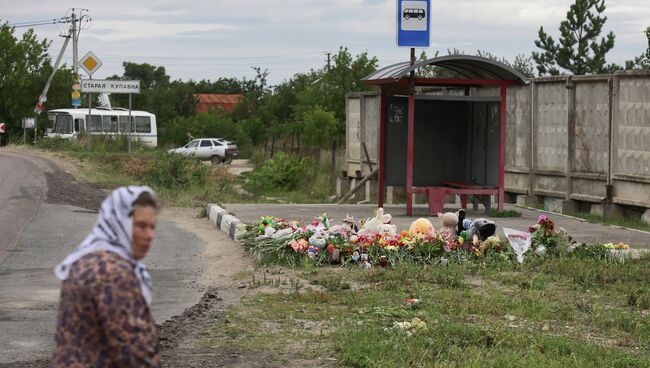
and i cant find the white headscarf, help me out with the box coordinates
[54,186,157,305]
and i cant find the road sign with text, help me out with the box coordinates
[80,80,141,94]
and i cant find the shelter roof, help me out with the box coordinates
[363,55,529,85]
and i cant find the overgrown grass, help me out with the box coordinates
[243,151,336,203]
[566,212,650,233]
[199,256,650,367]
[487,209,522,218]
[29,136,337,206]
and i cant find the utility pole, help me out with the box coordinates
[72,11,78,76]
[71,10,79,110]
[326,52,331,72]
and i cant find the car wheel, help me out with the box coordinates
[418,15,423,20]
[404,15,410,20]
[210,155,222,165]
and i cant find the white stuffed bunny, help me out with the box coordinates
[362,207,392,235]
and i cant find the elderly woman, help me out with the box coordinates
[52,186,161,367]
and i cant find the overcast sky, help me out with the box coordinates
[2,0,648,85]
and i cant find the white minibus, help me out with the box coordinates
[47,107,158,147]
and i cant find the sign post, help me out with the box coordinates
[22,118,35,145]
[80,79,141,154]
[397,0,430,215]
[0,123,5,146]
[79,51,103,151]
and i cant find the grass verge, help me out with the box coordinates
[26,137,336,206]
[566,212,650,233]
[199,257,650,367]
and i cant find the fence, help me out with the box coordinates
[494,70,650,210]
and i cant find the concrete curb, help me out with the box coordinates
[207,204,247,241]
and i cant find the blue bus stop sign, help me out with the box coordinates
[397,0,430,47]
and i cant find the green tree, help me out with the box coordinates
[294,47,378,143]
[0,23,74,141]
[625,27,650,70]
[122,62,169,89]
[532,0,616,75]
[161,110,251,151]
[301,107,338,148]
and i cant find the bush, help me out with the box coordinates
[144,152,210,189]
[35,136,78,151]
[247,152,309,191]
[35,134,149,153]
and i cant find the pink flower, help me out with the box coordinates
[290,239,309,253]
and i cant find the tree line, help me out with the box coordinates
[1,0,649,149]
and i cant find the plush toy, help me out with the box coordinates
[362,207,392,234]
[378,223,398,242]
[308,228,329,249]
[351,251,361,264]
[360,253,372,269]
[409,218,435,237]
[342,214,358,232]
[307,246,319,259]
[460,217,496,241]
[437,211,459,237]
[330,215,358,240]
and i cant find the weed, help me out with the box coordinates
[487,209,522,218]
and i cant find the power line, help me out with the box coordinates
[99,51,324,60]
[7,17,71,28]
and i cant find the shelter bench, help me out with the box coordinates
[412,181,498,215]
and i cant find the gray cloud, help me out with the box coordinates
[1,0,648,83]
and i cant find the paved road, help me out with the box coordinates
[0,152,47,263]
[0,150,208,364]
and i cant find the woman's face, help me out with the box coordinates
[132,206,157,260]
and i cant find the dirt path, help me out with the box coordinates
[156,207,319,367]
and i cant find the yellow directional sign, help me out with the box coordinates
[71,91,81,99]
[79,51,103,77]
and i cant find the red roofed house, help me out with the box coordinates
[194,94,244,114]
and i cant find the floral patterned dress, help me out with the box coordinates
[52,250,160,367]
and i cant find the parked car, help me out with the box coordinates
[168,138,239,164]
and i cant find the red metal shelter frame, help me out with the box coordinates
[369,77,520,216]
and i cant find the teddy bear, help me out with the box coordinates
[378,223,398,243]
[437,211,459,237]
[308,227,329,249]
[409,218,435,237]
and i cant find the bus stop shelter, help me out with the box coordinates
[361,55,528,216]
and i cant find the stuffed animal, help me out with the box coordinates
[460,217,496,241]
[363,207,392,234]
[360,253,372,269]
[308,228,329,249]
[378,223,398,242]
[409,218,435,237]
[351,251,361,263]
[330,215,358,240]
[437,211,459,237]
